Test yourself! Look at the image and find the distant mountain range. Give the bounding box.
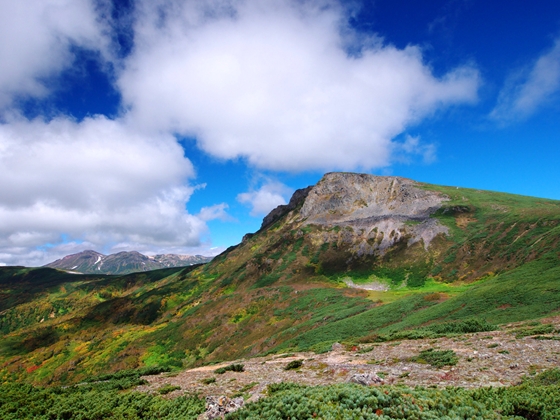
[44,250,213,275]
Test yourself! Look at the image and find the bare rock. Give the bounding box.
[349,372,383,386]
[261,186,313,230]
[298,173,449,254]
[331,342,344,351]
[300,173,447,224]
[201,396,244,419]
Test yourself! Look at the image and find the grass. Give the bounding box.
[409,349,459,368]
[271,252,559,351]
[365,276,486,304]
[1,181,560,386]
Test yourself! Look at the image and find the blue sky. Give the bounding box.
[0,0,559,266]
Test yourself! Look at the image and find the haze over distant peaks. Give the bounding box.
[44,250,213,275]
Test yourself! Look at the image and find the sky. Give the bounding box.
[0,0,559,267]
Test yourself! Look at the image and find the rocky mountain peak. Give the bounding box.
[258,172,451,257]
[260,186,313,230]
[44,250,213,275]
[300,172,447,225]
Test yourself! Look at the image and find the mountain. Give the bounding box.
[44,250,213,275]
[1,172,559,385]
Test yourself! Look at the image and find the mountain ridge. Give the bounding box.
[1,171,559,386]
[44,250,213,275]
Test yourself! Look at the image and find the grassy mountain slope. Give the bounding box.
[1,173,559,385]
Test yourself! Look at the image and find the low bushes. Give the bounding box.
[228,370,560,419]
[409,348,458,368]
[214,364,244,374]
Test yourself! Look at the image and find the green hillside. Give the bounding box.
[1,174,559,386]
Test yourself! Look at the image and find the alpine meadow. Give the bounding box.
[2,173,560,418]
[2,0,560,418]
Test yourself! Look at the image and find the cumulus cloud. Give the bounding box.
[0,0,109,109]
[237,181,293,216]
[119,0,479,172]
[491,37,560,122]
[0,115,223,266]
[0,0,482,266]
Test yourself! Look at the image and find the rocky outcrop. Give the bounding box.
[294,172,449,255]
[260,186,313,230]
[349,372,384,386]
[300,173,446,224]
[201,396,244,419]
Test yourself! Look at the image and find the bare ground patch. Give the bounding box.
[137,316,560,403]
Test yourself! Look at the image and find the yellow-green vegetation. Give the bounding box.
[365,276,486,304]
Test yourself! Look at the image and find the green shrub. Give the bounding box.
[0,381,205,419]
[158,384,180,395]
[284,360,303,370]
[229,364,245,372]
[228,383,498,419]
[215,363,245,374]
[524,368,560,386]
[426,318,496,335]
[267,382,303,394]
[410,348,458,368]
[229,373,560,420]
[309,341,334,354]
[512,323,556,338]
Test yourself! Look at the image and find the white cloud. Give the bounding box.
[0,115,213,266]
[393,135,436,164]
[237,181,292,216]
[197,203,232,222]
[119,0,479,172]
[491,37,560,122]
[0,0,482,266]
[0,0,109,109]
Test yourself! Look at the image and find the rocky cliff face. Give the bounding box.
[300,173,446,223]
[294,172,449,256]
[260,186,313,230]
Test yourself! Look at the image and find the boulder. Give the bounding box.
[201,396,244,419]
[349,372,384,386]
